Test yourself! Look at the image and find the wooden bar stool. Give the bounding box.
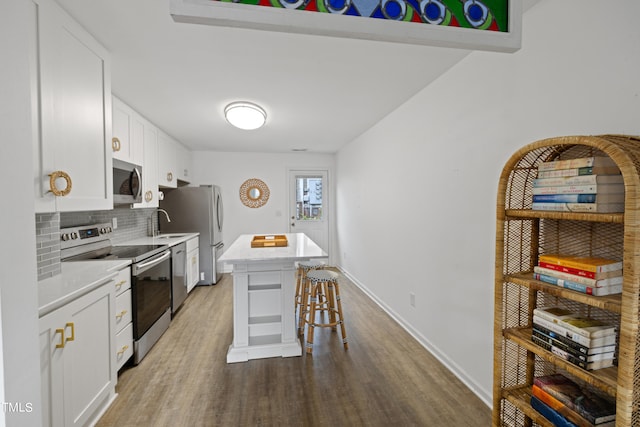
[301,269,348,354]
[295,260,325,323]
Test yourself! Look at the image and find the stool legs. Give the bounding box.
[304,278,348,354]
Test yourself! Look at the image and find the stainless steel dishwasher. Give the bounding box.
[171,242,188,315]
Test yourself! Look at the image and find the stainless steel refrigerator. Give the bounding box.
[159,185,224,285]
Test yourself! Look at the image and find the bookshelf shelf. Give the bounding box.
[502,386,554,427]
[505,209,624,224]
[504,327,618,395]
[493,135,640,427]
[506,272,623,313]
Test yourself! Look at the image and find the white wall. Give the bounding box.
[0,0,43,424]
[190,151,336,264]
[335,0,640,406]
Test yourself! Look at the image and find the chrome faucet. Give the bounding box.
[158,208,171,223]
[150,209,171,237]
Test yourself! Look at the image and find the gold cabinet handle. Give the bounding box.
[167,172,173,182]
[115,310,128,320]
[48,171,72,197]
[112,137,121,152]
[117,345,129,356]
[65,322,75,343]
[55,328,65,349]
[145,190,153,202]
[115,279,127,291]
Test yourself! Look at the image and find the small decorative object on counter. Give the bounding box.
[251,235,288,247]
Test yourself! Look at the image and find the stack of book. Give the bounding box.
[531,373,616,427]
[533,254,623,296]
[532,306,616,371]
[532,156,624,213]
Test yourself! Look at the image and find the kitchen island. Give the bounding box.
[219,233,327,363]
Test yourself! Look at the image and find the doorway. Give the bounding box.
[288,169,329,256]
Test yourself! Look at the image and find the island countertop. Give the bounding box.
[219,233,326,264]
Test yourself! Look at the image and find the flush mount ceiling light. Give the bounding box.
[224,102,267,130]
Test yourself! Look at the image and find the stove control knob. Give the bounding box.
[107,226,112,233]
[61,233,69,241]
[100,227,106,234]
[71,232,78,240]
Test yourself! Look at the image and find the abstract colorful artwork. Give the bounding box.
[217,0,509,32]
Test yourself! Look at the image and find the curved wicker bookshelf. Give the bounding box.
[493,135,640,427]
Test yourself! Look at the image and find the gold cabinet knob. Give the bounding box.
[145,190,153,202]
[167,172,173,182]
[117,345,129,356]
[112,137,121,152]
[48,171,72,197]
[115,279,127,291]
[115,310,128,320]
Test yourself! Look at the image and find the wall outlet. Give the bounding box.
[409,292,416,307]
[112,218,117,229]
[200,272,205,281]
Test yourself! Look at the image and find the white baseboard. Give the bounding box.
[337,265,492,409]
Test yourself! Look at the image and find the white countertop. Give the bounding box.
[117,232,199,247]
[37,233,198,317]
[219,233,327,263]
[38,259,131,317]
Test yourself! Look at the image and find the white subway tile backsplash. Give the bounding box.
[36,207,158,280]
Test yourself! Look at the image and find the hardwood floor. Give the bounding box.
[97,271,491,427]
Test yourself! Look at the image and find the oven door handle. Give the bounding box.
[135,250,171,274]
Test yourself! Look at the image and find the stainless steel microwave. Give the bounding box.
[113,159,142,204]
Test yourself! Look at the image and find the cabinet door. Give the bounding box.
[134,117,159,208]
[111,97,133,164]
[176,142,191,183]
[157,131,177,188]
[187,247,200,293]
[63,284,115,427]
[34,0,113,212]
[112,96,144,166]
[40,306,68,427]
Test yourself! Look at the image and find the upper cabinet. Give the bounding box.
[134,116,160,208]
[112,96,144,167]
[176,142,192,183]
[158,131,191,188]
[157,131,178,188]
[32,0,113,213]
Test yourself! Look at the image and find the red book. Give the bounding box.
[538,261,622,280]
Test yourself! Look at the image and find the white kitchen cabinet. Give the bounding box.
[186,237,200,293]
[113,267,133,370]
[134,116,160,208]
[158,130,192,187]
[112,96,144,167]
[176,142,192,183]
[39,279,116,427]
[32,0,113,213]
[157,130,177,188]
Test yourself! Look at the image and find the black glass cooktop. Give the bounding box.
[66,244,168,263]
[106,245,167,260]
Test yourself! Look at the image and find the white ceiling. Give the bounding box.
[54,0,529,153]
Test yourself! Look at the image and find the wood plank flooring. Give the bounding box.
[97,271,491,427]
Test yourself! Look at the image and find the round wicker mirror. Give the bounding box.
[240,178,270,208]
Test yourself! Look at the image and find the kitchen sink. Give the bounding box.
[155,233,190,239]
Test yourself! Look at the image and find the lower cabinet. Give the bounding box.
[113,267,133,370]
[39,280,116,427]
[186,237,200,293]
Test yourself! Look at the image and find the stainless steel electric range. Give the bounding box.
[60,223,172,364]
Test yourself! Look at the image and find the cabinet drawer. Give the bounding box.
[186,236,199,253]
[115,322,133,371]
[113,267,131,296]
[115,289,132,332]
